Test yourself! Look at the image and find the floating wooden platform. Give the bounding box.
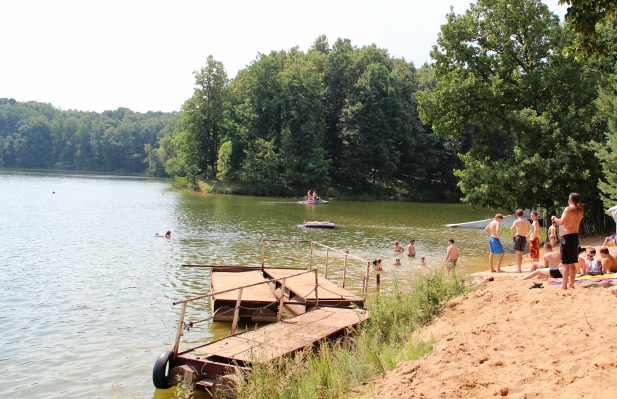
[171,308,369,396]
[210,270,278,322]
[264,269,364,315]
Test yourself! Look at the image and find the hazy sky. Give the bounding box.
[1,0,567,113]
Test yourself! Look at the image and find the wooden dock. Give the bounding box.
[210,270,278,322]
[157,239,375,396]
[264,268,364,315]
[169,308,369,396]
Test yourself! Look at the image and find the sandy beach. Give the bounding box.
[363,236,617,398]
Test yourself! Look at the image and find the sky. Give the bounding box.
[0,0,568,113]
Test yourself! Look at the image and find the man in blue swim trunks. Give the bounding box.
[484,214,505,273]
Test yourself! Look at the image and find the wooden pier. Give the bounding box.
[264,268,363,315]
[165,308,369,397]
[210,270,278,322]
[155,239,375,397]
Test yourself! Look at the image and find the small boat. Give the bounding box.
[303,221,335,229]
[298,200,329,204]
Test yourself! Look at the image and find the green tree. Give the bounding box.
[182,55,229,177]
[417,0,605,213]
[241,138,285,195]
[560,0,617,55]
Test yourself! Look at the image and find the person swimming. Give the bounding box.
[156,231,171,238]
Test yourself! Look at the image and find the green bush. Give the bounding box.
[235,270,471,399]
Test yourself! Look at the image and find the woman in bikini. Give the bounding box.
[548,221,559,248]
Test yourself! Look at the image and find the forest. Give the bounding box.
[3,0,617,227]
[0,98,176,173]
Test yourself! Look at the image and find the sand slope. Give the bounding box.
[365,239,617,398]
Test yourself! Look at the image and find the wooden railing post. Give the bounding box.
[314,269,319,309]
[173,302,187,358]
[261,239,266,270]
[325,248,329,278]
[363,261,370,300]
[342,250,349,288]
[309,241,314,270]
[231,288,243,335]
[277,278,286,322]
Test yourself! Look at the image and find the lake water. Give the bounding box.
[0,170,513,398]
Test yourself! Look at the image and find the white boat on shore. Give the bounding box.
[447,210,536,229]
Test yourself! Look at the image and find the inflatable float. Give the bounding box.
[303,221,335,229]
[298,200,329,204]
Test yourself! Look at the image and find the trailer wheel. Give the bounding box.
[152,350,174,389]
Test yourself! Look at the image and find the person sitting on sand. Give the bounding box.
[529,242,561,272]
[393,258,401,266]
[602,233,617,247]
[522,246,585,280]
[585,248,602,276]
[407,240,416,257]
[156,231,171,238]
[520,264,566,280]
[599,247,617,274]
[372,258,383,271]
[393,241,405,253]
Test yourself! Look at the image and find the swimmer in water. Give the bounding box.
[156,231,172,238]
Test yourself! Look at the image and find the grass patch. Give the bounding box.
[234,269,471,399]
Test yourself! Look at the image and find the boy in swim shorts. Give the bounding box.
[484,214,505,273]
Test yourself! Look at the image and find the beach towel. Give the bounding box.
[548,273,617,286]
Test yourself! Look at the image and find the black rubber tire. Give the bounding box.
[152,350,174,389]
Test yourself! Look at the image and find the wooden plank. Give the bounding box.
[211,271,276,302]
[194,308,369,362]
[264,269,362,301]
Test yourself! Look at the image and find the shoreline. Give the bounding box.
[364,234,617,398]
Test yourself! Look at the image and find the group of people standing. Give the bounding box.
[484,192,586,290]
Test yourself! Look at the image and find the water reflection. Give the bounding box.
[0,170,512,399]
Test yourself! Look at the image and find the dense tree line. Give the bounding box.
[0,98,176,173]
[148,47,470,198]
[416,0,617,229]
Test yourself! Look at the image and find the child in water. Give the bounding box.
[156,231,172,238]
[372,258,383,271]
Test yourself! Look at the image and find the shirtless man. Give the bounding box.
[529,242,561,272]
[407,240,416,257]
[445,239,459,273]
[552,193,585,290]
[484,214,505,273]
[510,209,532,273]
[599,247,617,273]
[393,241,405,253]
[529,211,540,263]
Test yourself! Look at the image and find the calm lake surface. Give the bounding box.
[0,170,514,398]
